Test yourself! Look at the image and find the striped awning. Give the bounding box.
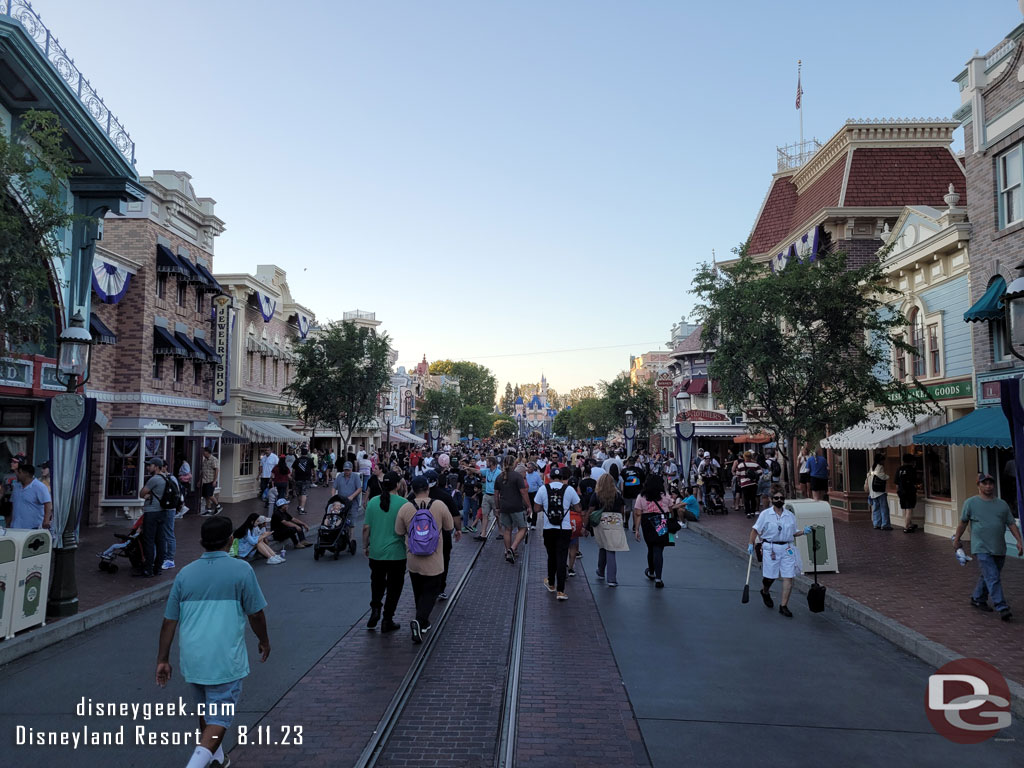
[821,411,943,451]
[240,420,306,443]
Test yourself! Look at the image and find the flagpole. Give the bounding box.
[798,59,803,147]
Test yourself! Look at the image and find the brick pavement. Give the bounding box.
[230,524,479,768]
[516,531,650,768]
[693,502,1024,687]
[376,537,520,768]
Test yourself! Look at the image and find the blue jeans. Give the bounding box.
[972,553,1008,611]
[162,510,176,561]
[463,495,479,526]
[597,549,618,583]
[870,495,890,528]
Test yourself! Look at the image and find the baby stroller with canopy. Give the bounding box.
[703,476,726,515]
[314,494,357,560]
[98,516,145,574]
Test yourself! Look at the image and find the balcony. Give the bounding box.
[1,0,135,165]
[343,310,376,322]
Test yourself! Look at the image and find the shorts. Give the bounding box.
[809,476,828,492]
[761,543,800,579]
[799,472,810,484]
[481,494,496,518]
[202,482,216,498]
[361,474,370,492]
[296,480,311,497]
[189,678,243,728]
[500,510,528,530]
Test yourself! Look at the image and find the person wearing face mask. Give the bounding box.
[747,484,812,618]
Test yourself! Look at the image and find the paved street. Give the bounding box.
[2,508,1021,767]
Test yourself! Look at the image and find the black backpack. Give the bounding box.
[158,474,181,511]
[546,485,567,526]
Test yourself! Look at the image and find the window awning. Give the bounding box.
[193,336,222,364]
[734,433,773,444]
[912,408,1011,448]
[240,420,306,443]
[90,312,116,345]
[220,429,249,445]
[175,332,207,361]
[686,377,707,394]
[820,411,944,451]
[695,424,746,437]
[156,244,189,278]
[154,326,187,356]
[964,277,1006,323]
[193,261,223,293]
[391,428,426,445]
[175,254,210,286]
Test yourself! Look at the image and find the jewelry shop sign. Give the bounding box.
[213,295,231,406]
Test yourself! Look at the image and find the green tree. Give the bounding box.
[691,249,929,485]
[600,373,659,436]
[565,386,596,408]
[457,404,496,437]
[491,419,516,438]
[420,386,463,436]
[429,359,498,409]
[572,397,616,439]
[501,382,515,415]
[285,321,392,457]
[0,110,80,354]
[552,409,573,437]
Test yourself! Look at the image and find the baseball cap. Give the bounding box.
[550,466,563,479]
[146,456,165,467]
[978,472,996,484]
[424,470,439,487]
[275,497,290,507]
[343,461,353,470]
[411,475,430,492]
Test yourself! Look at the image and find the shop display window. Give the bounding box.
[924,444,952,500]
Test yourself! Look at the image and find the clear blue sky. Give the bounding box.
[41,0,1020,398]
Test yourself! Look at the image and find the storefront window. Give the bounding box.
[924,445,952,500]
[106,437,140,499]
[831,450,846,492]
[0,434,30,465]
[848,451,868,495]
[204,437,220,455]
[239,443,254,476]
[145,437,165,462]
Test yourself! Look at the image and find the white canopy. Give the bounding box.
[819,411,943,451]
[240,420,306,443]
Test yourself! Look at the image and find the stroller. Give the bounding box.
[98,516,145,574]
[703,478,726,516]
[314,494,358,560]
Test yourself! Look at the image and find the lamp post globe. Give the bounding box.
[625,409,634,429]
[57,310,93,391]
[1006,262,1024,361]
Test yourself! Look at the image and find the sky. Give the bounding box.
[36,0,1023,398]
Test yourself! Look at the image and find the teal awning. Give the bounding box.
[964,277,1005,322]
[912,408,1011,448]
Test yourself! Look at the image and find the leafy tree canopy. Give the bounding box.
[691,249,930,453]
[600,373,659,436]
[457,404,496,437]
[420,386,463,436]
[491,419,516,438]
[428,359,498,409]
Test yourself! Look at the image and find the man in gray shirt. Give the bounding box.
[333,461,362,525]
[139,457,174,577]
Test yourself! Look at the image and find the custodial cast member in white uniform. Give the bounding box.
[748,484,812,618]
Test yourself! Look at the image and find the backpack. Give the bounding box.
[407,500,441,556]
[745,463,760,483]
[546,485,567,526]
[157,474,181,511]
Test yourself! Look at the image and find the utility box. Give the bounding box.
[5,529,51,637]
[786,499,839,574]
[0,537,16,640]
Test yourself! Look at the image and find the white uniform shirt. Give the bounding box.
[260,453,279,479]
[752,506,798,545]
[534,482,580,531]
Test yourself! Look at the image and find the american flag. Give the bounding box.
[795,70,802,110]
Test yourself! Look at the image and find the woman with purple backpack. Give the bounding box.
[395,475,455,644]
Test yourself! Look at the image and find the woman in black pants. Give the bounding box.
[633,474,673,588]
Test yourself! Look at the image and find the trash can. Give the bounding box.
[5,529,52,637]
[0,536,16,640]
[786,499,839,573]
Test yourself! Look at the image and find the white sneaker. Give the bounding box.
[267,555,284,565]
[680,522,687,529]
[161,560,175,570]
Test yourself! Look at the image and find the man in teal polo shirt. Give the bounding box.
[157,516,270,768]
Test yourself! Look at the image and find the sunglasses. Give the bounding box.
[771,496,784,501]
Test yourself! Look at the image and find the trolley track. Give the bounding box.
[355,522,532,768]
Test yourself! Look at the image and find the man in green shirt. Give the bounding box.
[362,471,405,632]
[953,473,1024,622]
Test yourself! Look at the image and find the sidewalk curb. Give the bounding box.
[689,521,1024,720]
[0,581,172,669]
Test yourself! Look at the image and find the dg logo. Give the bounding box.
[926,658,1012,743]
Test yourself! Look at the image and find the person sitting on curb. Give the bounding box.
[234,513,285,564]
[270,497,310,549]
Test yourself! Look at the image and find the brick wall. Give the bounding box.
[238,303,299,398]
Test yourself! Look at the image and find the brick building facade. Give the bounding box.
[86,171,225,523]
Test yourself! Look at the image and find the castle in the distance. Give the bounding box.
[514,374,557,438]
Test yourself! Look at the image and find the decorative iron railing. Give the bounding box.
[343,310,376,322]
[1,0,135,165]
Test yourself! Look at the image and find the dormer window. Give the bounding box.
[998,143,1023,229]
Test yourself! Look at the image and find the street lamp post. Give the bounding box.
[410,406,418,436]
[404,390,414,429]
[624,408,636,458]
[429,414,440,454]
[383,402,394,454]
[48,310,96,618]
[468,423,473,444]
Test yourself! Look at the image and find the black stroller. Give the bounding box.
[98,516,145,574]
[314,494,358,560]
[703,478,727,515]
